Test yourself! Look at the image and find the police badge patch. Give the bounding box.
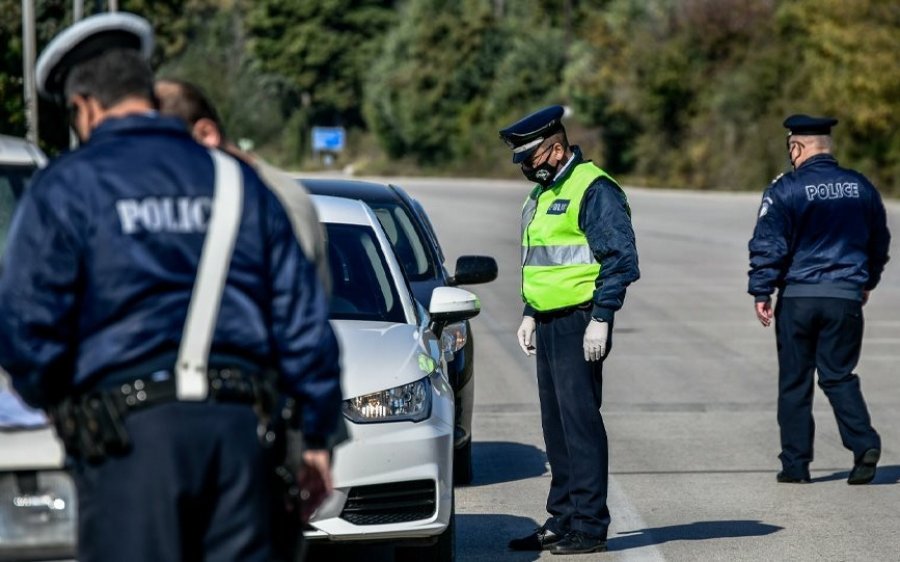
[547,199,570,215]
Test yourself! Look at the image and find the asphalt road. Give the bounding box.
[375,176,900,562]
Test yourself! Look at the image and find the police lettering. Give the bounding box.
[116,197,212,234]
[804,182,859,201]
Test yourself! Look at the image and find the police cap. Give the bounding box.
[783,114,838,136]
[499,105,565,163]
[35,12,154,101]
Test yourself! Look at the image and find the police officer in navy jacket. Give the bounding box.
[748,114,890,485]
[0,13,340,561]
[502,106,639,555]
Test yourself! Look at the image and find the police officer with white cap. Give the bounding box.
[501,106,639,554]
[749,114,890,485]
[0,12,341,561]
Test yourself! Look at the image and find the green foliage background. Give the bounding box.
[2,0,898,193]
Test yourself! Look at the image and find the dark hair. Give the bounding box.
[546,129,570,152]
[63,48,154,108]
[155,78,225,134]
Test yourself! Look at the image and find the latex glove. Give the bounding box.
[755,298,773,327]
[517,316,536,356]
[583,319,609,362]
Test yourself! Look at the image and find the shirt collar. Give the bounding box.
[798,153,837,169]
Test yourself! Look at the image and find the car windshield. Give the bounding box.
[369,202,435,281]
[326,222,406,323]
[0,165,34,259]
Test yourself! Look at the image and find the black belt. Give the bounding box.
[103,366,270,412]
[534,301,592,320]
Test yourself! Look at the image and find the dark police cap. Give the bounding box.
[783,114,838,136]
[499,105,565,163]
[35,12,154,101]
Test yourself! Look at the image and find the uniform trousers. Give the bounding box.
[535,306,610,539]
[71,401,272,562]
[775,297,881,478]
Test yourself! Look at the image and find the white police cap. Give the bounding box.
[35,12,154,100]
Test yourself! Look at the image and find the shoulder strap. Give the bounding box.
[175,150,244,401]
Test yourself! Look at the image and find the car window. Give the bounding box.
[326,222,406,323]
[370,203,435,281]
[0,165,34,259]
[409,198,445,265]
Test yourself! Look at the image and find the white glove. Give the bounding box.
[517,316,536,356]
[583,319,609,362]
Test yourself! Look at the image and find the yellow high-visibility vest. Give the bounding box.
[521,161,619,312]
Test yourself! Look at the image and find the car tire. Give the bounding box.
[395,490,455,562]
[453,438,473,486]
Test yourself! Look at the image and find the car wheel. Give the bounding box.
[395,490,455,562]
[453,438,473,486]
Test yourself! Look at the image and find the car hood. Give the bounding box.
[332,320,434,399]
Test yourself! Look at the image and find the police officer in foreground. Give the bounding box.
[501,106,639,554]
[0,13,341,561]
[749,114,890,485]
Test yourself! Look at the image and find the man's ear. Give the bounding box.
[192,117,222,148]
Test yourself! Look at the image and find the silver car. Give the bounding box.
[305,195,481,561]
[0,135,76,561]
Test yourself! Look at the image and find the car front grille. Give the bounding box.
[340,479,436,525]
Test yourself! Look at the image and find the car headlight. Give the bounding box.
[343,376,432,423]
[0,471,76,559]
[440,321,467,359]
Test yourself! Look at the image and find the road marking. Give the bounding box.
[608,477,667,561]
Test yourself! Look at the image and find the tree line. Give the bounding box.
[2,0,898,192]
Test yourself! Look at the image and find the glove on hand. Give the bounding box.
[517,316,536,356]
[583,319,609,362]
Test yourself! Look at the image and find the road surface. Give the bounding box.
[385,176,900,562]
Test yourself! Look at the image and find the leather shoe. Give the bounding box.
[776,471,810,483]
[508,525,564,551]
[847,448,880,485]
[550,530,608,555]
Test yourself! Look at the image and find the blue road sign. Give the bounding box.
[311,127,346,152]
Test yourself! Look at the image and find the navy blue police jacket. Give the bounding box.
[748,154,890,302]
[523,147,640,323]
[0,114,341,445]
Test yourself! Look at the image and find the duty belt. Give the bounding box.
[110,367,268,412]
[51,366,276,464]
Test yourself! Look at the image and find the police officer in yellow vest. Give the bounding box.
[502,106,639,555]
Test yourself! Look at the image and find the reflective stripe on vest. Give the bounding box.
[521,161,616,312]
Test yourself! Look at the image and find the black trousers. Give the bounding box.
[775,297,880,478]
[535,307,610,539]
[71,401,273,562]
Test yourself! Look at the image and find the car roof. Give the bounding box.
[299,178,401,205]
[311,193,379,226]
[0,134,47,167]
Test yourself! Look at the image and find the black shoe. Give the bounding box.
[508,525,564,551]
[848,448,880,485]
[776,471,811,483]
[550,530,608,555]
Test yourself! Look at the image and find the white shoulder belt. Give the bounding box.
[175,150,244,400]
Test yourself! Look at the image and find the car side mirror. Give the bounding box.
[449,255,497,286]
[429,287,481,328]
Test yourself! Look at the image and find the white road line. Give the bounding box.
[608,476,667,561]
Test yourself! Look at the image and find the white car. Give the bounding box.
[306,195,480,561]
[0,135,76,561]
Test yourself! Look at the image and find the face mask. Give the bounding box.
[521,161,558,187]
